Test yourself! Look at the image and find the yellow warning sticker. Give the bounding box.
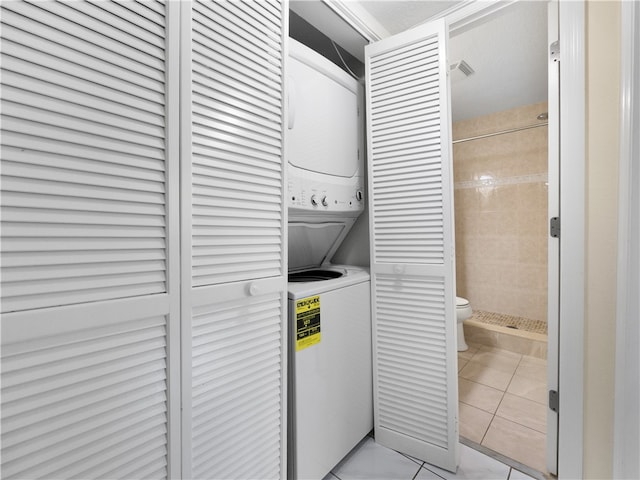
[295,295,321,351]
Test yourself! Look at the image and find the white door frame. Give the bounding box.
[613,0,640,477]
[546,1,560,474]
[445,4,587,477]
[556,2,586,478]
[444,4,586,477]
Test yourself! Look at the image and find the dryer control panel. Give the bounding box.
[288,175,364,216]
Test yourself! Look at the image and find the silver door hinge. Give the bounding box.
[550,217,560,238]
[549,390,559,412]
[550,40,560,62]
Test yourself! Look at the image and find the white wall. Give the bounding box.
[583,1,621,477]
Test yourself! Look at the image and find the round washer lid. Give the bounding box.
[456,296,470,307]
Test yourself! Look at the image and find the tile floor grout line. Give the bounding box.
[418,462,448,480]
[492,411,548,436]
[478,353,518,446]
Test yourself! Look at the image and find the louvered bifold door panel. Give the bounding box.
[0,0,170,313]
[190,0,285,287]
[191,293,284,480]
[365,19,459,472]
[183,1,287,479]
[1,311,171,480]
[1,2,180,479]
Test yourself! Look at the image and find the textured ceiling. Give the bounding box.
[356,1,548,121]
[357,1,459,35]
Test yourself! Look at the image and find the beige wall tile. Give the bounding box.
[453,102,548,323]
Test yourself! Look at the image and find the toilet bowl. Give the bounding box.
[456,296,472,352]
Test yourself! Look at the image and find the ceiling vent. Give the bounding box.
[449,60,475,82]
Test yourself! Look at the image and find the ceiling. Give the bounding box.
[357,1,460,35]
[290,1,548,123]
[356,1,549,122]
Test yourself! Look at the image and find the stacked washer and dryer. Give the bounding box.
[286,39,373,480]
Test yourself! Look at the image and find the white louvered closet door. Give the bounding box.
[181,1,287,479]
[0,1,180,479]
[365,19,459,472]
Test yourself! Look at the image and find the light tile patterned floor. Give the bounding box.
[319,342,548,480]
[458,343,548,475]
[323,436,536,480]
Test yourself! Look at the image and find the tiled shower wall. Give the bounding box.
[453,102,548,322]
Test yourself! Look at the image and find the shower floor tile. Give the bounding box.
[470,310,548,335]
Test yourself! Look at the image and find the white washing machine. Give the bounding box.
[287,265,372,480]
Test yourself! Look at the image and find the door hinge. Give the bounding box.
[549,390,559,412]
[550,40,560,63]
[550,217,560,238]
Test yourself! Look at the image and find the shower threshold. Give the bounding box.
[463,310,547,358]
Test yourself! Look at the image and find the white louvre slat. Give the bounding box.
[192,123,280,155]
[194,4,281,74]
[253,0,281,26]
[2,237,165,253]
[3,117,164,159]
[0,315,169,480]
[140,0,166,17]
[371,81,446,269]
[1,133,165,173]
[2,86,164,139]
[0,1,169,313]
[1,189,165,213]
[4,1,165,66]
[192,143,281,175]
[2,162,165,194]
[0,26,163,93]
[193,107,281,144]
[366,19,459,472]
[2,259,166,283]
[191,26,281,93]
[192,99,281,138]
[192,191,281,211]
[192,75,281,123]
[191,293,283,480]
[0,63,165,118]
[375,275,448,447]
[87,1,166,39]
[1,249,165,268]
[0,18,164,85]
[118,1,165,27]
[369,42,438,72]
[190,0,284,287]
[213,1,281,45]
[1,40,163,104]
[193,113,281,149]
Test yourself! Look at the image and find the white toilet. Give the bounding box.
[456,296,473,351]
